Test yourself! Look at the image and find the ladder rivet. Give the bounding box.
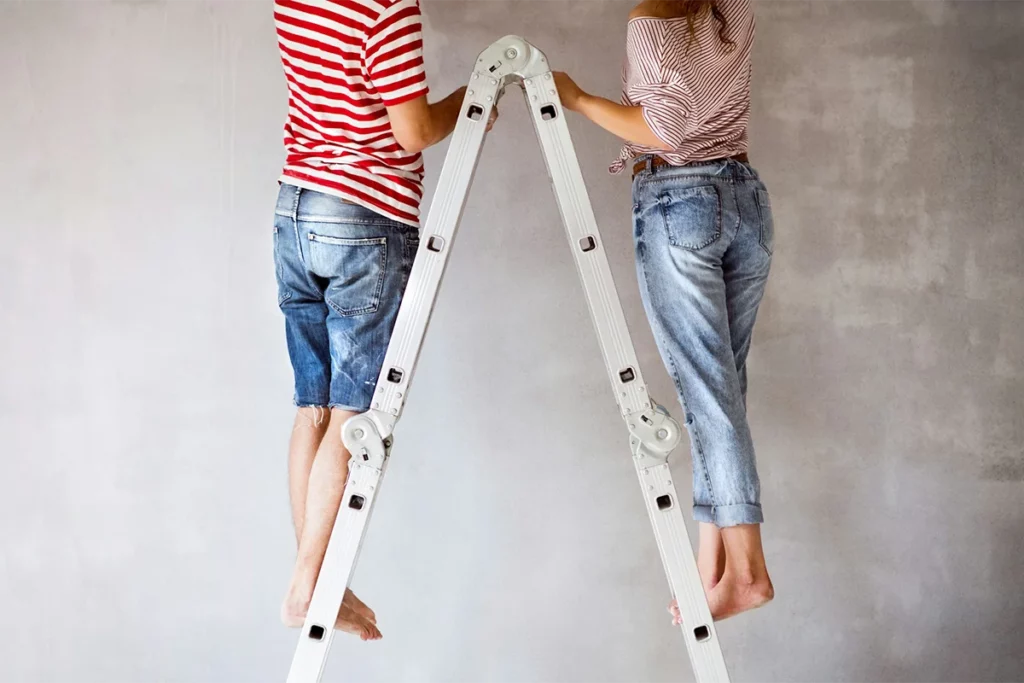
[472,74,478,79]
[505,48,518,59]
[545,73,552,80]
[657,429,668,439]
[629,423,635,429]
[353,429,365,439]
[396,392,403,398]
[373,402,379,408]
[490,79,497,85]
[532,96,537,102]
[487,96,493,101]
[549,89,555,95]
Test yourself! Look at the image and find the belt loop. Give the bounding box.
[290,185,302,223]
[646,155,654,175]
[290,186,304,264]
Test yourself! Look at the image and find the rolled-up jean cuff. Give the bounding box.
[693,503,763,527]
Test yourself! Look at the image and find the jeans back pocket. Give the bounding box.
[307,232,387,317]
[658,185,722,251]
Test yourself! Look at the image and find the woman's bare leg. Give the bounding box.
[697,522,726,591]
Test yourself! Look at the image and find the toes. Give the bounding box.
[667,599,683,626]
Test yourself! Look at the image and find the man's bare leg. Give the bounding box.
[669,523,772,624]
[285,408,375,622]
[282,407,380,639]
[288,407,329,539]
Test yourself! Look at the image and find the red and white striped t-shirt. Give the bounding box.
[274,0,430,226]
[611,0,754,173]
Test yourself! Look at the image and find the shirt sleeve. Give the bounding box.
[626,81,693,151]
[365,0,429,106]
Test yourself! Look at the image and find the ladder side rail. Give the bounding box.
[518,72,650,419]
[371,77,502,428]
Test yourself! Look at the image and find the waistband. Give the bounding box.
[630,152,753,178]
[275,183,401,225]
[631,153,758,181]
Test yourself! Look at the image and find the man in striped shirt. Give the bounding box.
[273,0,489,639]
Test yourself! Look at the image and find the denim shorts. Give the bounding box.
[632,157,773,527]
[273,184,418,412]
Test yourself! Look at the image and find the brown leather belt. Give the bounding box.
[632,152,749,177]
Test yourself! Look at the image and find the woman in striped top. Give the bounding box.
[555,0,775,622]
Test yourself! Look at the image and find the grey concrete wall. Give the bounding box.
[1,1,1022,681]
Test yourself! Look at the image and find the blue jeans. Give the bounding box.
[632,157,773,527]
[273,184,418,412]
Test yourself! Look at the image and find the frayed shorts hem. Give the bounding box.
[293,400,368,413]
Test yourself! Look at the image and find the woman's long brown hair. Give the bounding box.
[677,0,734,50]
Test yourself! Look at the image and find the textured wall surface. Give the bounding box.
[1,1,1022,681]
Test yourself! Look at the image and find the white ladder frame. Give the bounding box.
[286,35,730,683]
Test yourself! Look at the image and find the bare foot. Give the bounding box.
[342,589,376,623]
[668,572,773,625]
[336,604,382,641]
[706,571,773,621]
[667,522,729,625]
[281,588,380,639]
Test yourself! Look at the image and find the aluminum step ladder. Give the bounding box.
[286,35,730,683]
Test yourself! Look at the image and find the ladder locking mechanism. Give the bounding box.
[341,413,389,472]
[627,404,682,469]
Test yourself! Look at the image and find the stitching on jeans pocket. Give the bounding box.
[755,188,774,256]
[307,233,387,317]
[658,185,722,251]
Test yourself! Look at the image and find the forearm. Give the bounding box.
[424,86,467,148]
[575,93,664,148]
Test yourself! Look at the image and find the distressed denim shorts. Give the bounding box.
[273,184,418,412]
[632,157,773,527]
